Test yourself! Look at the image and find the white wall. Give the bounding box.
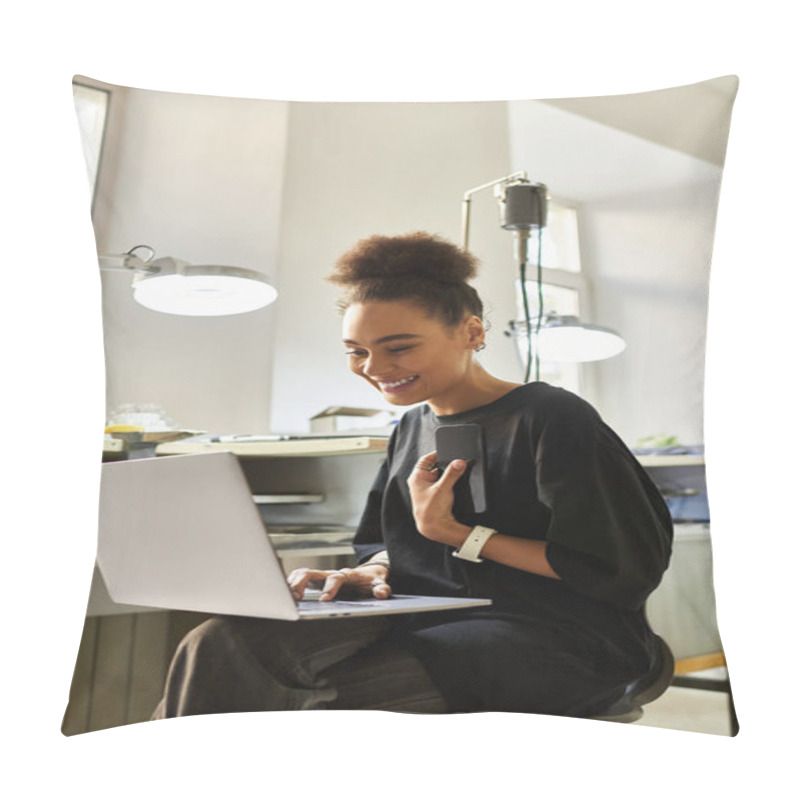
[582,178,721,443]
[91,83,289,432]
[269,100,520,432]
[508,99,727,444]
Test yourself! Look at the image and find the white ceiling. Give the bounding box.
[507,77,735,205]
[540,75,738,168]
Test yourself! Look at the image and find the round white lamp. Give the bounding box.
[99,247,278,316]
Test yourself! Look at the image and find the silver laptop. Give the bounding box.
[97,451,491,620]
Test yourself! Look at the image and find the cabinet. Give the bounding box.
[638,454,735,732]
[638,454,726,669]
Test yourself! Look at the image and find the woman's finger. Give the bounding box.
[371,578,392,599]
[436,458,467,489]
[414,451,439,473]
[290,566,392,602]
[319,569,350,601]
[409,451,440,487]
[286,567,312,599]
[287,568,340,599]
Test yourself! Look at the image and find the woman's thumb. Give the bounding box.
[440,459,468,484]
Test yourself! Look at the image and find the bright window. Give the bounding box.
[72,82,110,207]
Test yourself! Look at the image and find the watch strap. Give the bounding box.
[453,525,497,563]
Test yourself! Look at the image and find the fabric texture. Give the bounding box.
[151,614,448,718]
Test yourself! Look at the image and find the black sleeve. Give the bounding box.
[352,457,390,565]
[534,395,674,610]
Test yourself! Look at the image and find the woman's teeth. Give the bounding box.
[381,375,419,389]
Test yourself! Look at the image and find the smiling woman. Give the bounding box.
[331,232,521,416]
[341,303,499,413]
[151,231,675,722]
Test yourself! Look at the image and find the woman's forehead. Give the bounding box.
[342,300,440,339]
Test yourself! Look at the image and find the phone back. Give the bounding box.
[434,423,487,514]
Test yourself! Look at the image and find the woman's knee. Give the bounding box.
[174,616,251,665]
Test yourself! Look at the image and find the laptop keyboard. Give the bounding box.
[298,598,386,609]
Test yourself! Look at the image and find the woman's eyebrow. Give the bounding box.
[342,334,423,346]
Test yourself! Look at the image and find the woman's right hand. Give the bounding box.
[287,563,392,602]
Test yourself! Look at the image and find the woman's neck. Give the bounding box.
[426,365,522,417]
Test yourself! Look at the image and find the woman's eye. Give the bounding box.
[345,345,414,357]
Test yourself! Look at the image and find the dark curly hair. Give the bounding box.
[327,232,484,326]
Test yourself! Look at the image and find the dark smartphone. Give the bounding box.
[434,423,487,514]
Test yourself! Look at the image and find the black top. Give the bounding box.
[353,382,674,714]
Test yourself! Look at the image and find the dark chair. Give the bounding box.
[590,636,675,723]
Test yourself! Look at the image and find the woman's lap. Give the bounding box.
[153,610,641,719]
[396,613,646,716]
[152,614,447,718]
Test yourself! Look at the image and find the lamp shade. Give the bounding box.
[131,259,278,316]
[509,316,626,363]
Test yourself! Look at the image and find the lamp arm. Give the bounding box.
[460,171,528,251]
[98,244,160,274]
[126,244,156,263]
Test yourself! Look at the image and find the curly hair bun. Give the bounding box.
[329,231,478,287]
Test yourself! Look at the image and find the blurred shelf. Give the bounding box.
[103,438,125,453]
[155,437,389,458]
[272,544,355,558]
[636,454,705,468]
[253,493,325,504]
[268,529,355,558]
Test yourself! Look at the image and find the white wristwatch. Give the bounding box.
[452,525,497,563]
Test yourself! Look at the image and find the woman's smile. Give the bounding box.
[375,374,420,393]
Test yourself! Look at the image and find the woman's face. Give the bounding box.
[342,300,483,412]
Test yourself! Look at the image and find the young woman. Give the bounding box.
[152,232,673,720]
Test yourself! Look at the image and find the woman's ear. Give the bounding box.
[463,315,486,350]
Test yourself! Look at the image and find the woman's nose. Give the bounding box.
[364,352,390,377]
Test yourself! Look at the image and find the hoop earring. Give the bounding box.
[475,342,486,352]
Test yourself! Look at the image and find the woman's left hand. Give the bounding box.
[407,451,471,546]
[408,451,560,581]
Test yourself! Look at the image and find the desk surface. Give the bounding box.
[104,435,390,459]
[157,436,390,457]
[106,435,705,466]
[636,454,705,468]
